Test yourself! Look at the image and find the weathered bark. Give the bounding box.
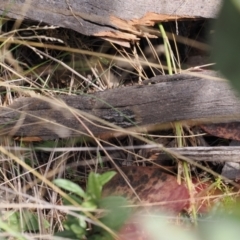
[148,146,240,163]
[1,72,240,140]
[0,0,222,41]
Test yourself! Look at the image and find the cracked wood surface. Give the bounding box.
[1,72,240,140]
[0,0,222,41]
[147,146,240,163]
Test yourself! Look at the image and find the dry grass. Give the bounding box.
[0,17,236,239]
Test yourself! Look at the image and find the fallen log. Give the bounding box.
[1,72,240,140]
[0,0,222,42]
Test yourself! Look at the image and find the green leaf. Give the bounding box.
[98,196,131,231]
[88,233,112,240]
[212,0,240,93]
[0,217,27,240]
[63,214,87,230]
[22,211,40,231]
[2,211,19,232]
[53,178,86,198]
[82,200,97,210]
[60,214,87,239]
[87,172,102,200]
[86,171,116,200]
[54,229,79,239]
[232,0,240,10]
[63,194,83,206]
[22,210,50,231]
[98,171,116,186]
[70,223,86,238]
[2,210,50,232]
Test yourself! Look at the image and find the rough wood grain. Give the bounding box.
[150,146,240,163]
[1,72,240,140]
[0,0,222,41]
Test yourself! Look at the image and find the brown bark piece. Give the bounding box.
[0,0,222,41]
[200,122,240,141]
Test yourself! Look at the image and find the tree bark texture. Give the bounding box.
[1,72,240,140]
[0,0,222,41]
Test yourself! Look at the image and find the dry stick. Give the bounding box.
[160,146,240,189]
[165,146,240,162]
[4,145,240,163]
[133,146,240,164]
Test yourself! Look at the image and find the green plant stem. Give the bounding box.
[159,24,172,75]
[175,122,198,225]
[0,219,27,240]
